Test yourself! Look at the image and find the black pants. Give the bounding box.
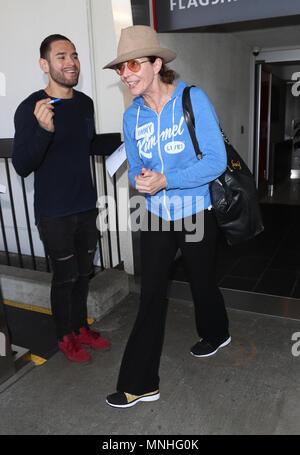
[38,209,98,340]
[117,210,229,395]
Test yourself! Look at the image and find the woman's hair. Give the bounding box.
[148,56,175,84]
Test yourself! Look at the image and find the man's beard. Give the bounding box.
[49,65,79,88]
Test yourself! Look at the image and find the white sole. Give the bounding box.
[106,392,160,408]
[191,336,231,358]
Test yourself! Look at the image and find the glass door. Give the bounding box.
[254,63,272,193]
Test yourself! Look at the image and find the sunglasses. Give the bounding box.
[114,59,150,76]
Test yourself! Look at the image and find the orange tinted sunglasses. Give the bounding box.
[114,59,150,76]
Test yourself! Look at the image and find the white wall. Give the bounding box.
[159,32,253,164]
[0,0,135,274]
[0,0,94,258]
[88,0,134,273]
[0,1,254,274]
[0,0,94,138]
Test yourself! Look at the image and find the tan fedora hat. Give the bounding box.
[103,25,176,69]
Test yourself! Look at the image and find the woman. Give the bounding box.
[103,25,230,408]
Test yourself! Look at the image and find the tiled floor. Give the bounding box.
[171,202,300,299]
[260,177,300,206]
[2,293,300,435]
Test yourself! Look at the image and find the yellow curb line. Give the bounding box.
[3,300,95,324]
[25,353,48,366]
[4,299,52,315]
[3,300,95,365]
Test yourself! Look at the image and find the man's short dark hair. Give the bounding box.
[40,34,73,61]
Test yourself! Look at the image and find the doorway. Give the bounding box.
[255,60,300,205]
[171,57,300,303]
[213,58,300,300]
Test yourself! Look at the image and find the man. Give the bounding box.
[13,34,110,363]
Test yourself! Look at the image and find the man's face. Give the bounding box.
[46,40,80,88]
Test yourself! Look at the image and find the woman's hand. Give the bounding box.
[135,167,167,195]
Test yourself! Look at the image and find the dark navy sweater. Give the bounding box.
[12,89,97,224]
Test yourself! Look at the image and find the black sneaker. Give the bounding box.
[106,390,160,408]
[190,336,231,358]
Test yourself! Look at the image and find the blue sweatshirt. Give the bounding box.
[12,89,97,224]
[124,80,227,220]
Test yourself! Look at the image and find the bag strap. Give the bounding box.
[182,86,231,153]
[182,86,203,160]
[220,128,231,145]
[183,86,231,196]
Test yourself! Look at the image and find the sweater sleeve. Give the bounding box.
[12,102,54,178]
[123,115,144,189]
[165,87,227,189]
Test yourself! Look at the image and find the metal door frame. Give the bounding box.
[254,63,273,188]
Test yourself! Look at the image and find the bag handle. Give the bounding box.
[182,85,231,199]
[182,86,203,160]
[182,86,231,153]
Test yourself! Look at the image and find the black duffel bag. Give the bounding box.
[182,86,264,245]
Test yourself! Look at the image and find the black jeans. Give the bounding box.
[38,209,98,340]
[117,210,229,395]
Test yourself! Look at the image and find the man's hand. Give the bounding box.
[135,167,167,195]
[34,99,55,132]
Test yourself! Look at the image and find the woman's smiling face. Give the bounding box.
[120,57,162,97]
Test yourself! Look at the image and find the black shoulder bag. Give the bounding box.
[182,86,264,246]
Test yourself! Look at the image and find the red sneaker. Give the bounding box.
[58,334,91,364]
[75,326,111,350]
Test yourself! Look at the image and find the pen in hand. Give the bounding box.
[34,98,57,132]
[46,98,61,105]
